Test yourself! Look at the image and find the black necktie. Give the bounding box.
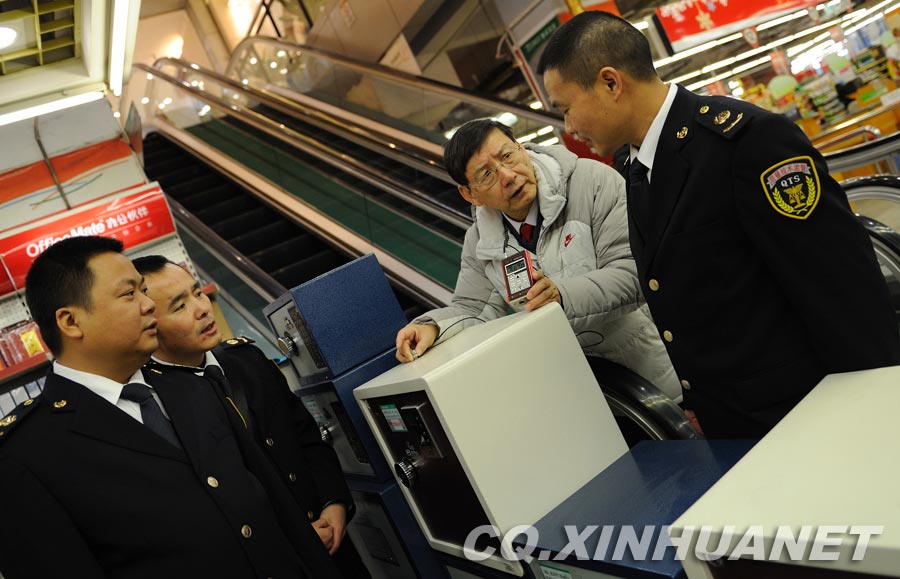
[205,365,252,431]
[120,383,182,448]
[629,160,652,234]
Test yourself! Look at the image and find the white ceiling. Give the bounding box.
[0,0,142,116]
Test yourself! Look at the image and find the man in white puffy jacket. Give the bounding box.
[395,119,682,402]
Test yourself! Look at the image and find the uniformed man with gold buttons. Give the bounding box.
[538,11,900,438]
[0,237,343,578]
[133,255,369,578]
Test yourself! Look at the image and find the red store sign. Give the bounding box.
[0,184,176,296]
[657,0,819,47]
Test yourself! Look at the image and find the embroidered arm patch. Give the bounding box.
[760,156,820,219]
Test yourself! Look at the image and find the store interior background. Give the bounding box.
[3,0,900,139]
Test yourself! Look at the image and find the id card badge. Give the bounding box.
[501,250,535,306]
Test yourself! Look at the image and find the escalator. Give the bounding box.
[138,63,704,443]
[218,103,468,242]
[136,38,900,445]
[143,131,430,322]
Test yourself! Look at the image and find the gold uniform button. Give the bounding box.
[265,437,275,447]
[288,472,297,482]
[0,415,16,427]
[648,279,660,292]
[54,400,67,408]
[241,524,252,538]
[700,105,710,114]
[663,330,674,342]
[681,380,691,390]
[207,476,219,488]
[23,399,33,406]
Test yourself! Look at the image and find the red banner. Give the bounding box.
[0,139,135,206]
[0,184,176,296]
[707,80,729,95]
[770,50,790,75]
[657,0,818,45]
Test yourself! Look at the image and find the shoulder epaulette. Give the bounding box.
[694,99,753,139]
[0,397,40,442]
[221,336,255,349]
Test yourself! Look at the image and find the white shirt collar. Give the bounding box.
[53,361,147,406]
[630,83,679,179]
[502,200,540,231]
[150,351,222,375]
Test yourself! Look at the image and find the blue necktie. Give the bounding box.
[120,383,182,449]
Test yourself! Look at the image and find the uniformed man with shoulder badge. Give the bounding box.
[0,236,343,579]
[538,11,900,438]
[133,255,370,578]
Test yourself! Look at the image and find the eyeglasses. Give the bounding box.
[468,144,522,191]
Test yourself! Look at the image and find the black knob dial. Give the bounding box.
[277,334,298,357]
[394,458,416,488]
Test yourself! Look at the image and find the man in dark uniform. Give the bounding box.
[538,11,900,438]
[0,236,342,578]
[133,255,370,578]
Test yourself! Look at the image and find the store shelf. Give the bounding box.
[41,37,75,52]
[36,0,74,15]
[0,0,79,76]
[0,48,40,64]
[40,17,74,33]
[856,57,887,73]
[0,9,34,22]
[0,355,50,384]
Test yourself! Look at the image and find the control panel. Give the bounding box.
[267,300,330,386]
[365,391,492,549]
[300,391,373,477]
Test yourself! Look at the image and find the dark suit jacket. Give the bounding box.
[212,340,370,578]
[0,370,342,579]
[145,363,346,579]
[213,340,352,522]
[626,86,900,438]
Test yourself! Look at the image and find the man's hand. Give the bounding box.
[395,323,438,363]
[524,270,561,311]
[311,518,334,552]
[318,503,348,555]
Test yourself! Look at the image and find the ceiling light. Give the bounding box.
[0,26,19,50]
[108,0,131,96]
[494,112,518,126]
[0,91,106,128]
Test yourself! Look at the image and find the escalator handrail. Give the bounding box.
[135,63,473,232]
[841,174,900,199]
[822,130,900,173]
[228,36,564,129]
[168,197,287,301]
[151,57,449,179]
[813,125,881,152]
[857,213,900,258]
